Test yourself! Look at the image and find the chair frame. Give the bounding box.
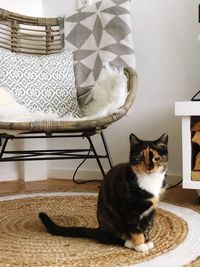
[0,132,112,177]
[0,8,137,178]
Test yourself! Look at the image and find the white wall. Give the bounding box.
[42,0,75,17]
[131,0,200,177]
[0,0,200,181]
[0,0,43,16]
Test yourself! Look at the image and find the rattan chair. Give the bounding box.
[0,8,137,177]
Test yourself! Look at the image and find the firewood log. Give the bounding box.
[192,132,200,146]
[194,152,200,170]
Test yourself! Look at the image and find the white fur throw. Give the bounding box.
[0,65,128,122]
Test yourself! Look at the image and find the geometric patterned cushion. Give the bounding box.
[0,49,82,118]
[65,0,135,90]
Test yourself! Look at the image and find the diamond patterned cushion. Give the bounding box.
[0,49,82,118]
[65,0,135,90]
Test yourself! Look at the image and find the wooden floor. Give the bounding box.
[0,179,100,195]
[0,178,199,207]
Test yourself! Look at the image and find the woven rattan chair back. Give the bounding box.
[0,8,137,179]
[0,8,64,55]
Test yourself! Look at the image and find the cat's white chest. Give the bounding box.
[136,172,165,197]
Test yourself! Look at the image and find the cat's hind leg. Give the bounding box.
[124,233,154,252]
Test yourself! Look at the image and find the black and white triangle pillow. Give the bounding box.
[65,0,135,90]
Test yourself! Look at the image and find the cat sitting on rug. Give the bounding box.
[39,133,168,252]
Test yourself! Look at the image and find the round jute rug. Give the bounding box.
[0,193,188,267]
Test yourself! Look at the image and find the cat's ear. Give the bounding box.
[129,133,141,146]
[156,133,168,145]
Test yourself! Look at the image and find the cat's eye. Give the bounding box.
[154,156,161,161]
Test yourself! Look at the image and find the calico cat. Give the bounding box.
[39,133,168,252]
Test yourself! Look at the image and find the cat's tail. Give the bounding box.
[39,212,124,246]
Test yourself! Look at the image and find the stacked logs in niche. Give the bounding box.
[191,121,200,181]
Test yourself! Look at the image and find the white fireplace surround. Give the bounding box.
[175,101,200,196]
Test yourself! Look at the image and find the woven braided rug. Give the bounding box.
[0,192,199,267]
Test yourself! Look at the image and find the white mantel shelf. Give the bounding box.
[175,101,200,116]
[175,101,200,192]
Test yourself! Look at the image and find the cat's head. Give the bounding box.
[129,133,168,175]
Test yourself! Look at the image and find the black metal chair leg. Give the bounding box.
[0,138,9,159]
[100,131,113,169]
[0,133,113,181]
[86,135,106,177]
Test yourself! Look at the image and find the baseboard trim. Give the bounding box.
[48,169,105,181]
[48,169,182,184]
[166,172,182,186]
[0,169,182,183]
[0,177,18,182]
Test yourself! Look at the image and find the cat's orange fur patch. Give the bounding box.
[131,164,144,174]
[143,146,150,167]
[131,163,160,175]
[131,233,145,246]
[131,147,165,175]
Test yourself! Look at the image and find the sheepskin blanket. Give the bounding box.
[0,65,128,122]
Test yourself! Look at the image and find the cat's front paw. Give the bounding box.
[146,241,154,249]
[125,240,154,252]
[134,243,150,252]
